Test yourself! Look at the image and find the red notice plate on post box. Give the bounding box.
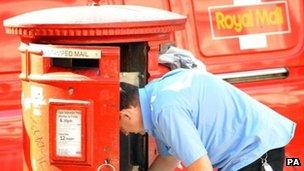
[49,99,89,163]
[56,109,82,157]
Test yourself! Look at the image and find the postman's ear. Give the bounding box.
[120,109,132,120]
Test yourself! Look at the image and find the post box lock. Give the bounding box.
[68,87,74,96]
[97,159,116,171]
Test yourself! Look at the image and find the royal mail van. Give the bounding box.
[0,0,303,170]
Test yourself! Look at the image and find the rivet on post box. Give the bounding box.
[4,5,186,171]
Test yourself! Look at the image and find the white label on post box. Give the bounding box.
[43,47,101,59]
[56,109,82,157]
[31,86,43,104]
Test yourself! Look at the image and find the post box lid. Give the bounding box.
[3,5,186,37]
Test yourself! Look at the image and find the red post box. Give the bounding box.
[4,4,186,171]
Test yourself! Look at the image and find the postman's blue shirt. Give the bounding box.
[139,69,296,171]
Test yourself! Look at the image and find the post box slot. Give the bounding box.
[51,58,99,69]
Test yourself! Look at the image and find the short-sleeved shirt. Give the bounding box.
[139,68,296,171]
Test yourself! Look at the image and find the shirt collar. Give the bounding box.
[139,88,153,135]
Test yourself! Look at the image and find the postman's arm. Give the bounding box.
[186,155,213,171]
[153,105,212,170]
[149,155,179,171]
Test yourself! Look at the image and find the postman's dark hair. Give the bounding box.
[120,82,139,110]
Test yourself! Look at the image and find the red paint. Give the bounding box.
[0,2,87,170]
[20,45,121,170]
[1,0,304,171]
[3,4,185,171]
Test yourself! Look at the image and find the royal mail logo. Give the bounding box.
[208,1,291,40]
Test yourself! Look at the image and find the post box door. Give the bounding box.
[22,44,121,171]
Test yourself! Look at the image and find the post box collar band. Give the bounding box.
[139,88,153,135]
[4,5,186,37]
